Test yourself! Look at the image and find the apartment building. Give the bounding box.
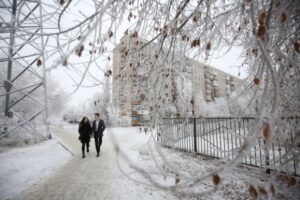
[112,35,243,126]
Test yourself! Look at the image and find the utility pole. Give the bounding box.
[0,0,49,139]
[39,0,50,138]
[4,0,17,119]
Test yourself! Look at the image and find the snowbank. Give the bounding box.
[0,139,71,200]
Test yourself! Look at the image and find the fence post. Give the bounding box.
[193,118,197,153]
[264,140,270,174]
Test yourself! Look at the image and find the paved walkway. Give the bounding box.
[12,126,170,200]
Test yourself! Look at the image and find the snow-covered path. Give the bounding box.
[11,126,172,200]
[6,125,299,200]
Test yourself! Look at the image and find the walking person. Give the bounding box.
[78,117,92,158]
[92,113,106,157]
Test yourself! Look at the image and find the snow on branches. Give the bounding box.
[32,0,300,198]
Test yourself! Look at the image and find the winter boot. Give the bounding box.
[82,146,85,158]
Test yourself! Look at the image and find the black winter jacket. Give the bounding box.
[78,122,92,143]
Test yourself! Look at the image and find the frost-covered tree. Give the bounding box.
[44,0,299,117]
[47,81,71,119]
[85,68,113,126]
[18,0,300,198]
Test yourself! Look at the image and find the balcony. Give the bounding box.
[120,112,127,116]
[132,111,139,115]
[130,73,139,78]
[131,100,141,105]
[132,120,140,126]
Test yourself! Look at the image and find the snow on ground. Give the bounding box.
[10,126,174,200]
[0,139,72,200]
[1,126,299,200]
[139,145,300,199]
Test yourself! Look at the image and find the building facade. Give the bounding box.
[112,35,243,126]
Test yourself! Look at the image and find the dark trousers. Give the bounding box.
[94,135,102,153]
[82,142,89,155]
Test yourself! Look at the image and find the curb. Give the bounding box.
[56,140,75,157]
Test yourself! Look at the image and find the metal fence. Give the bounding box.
[159,117,299,176]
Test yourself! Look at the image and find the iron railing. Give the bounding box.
[159,117,299,176]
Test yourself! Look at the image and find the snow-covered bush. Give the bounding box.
[197,91,256,117]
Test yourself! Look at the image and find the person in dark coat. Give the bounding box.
[78,116,92,158]
[92,113,106,157]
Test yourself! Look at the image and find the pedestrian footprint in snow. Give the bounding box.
[92,113,106,157]
[78,117,92,158]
